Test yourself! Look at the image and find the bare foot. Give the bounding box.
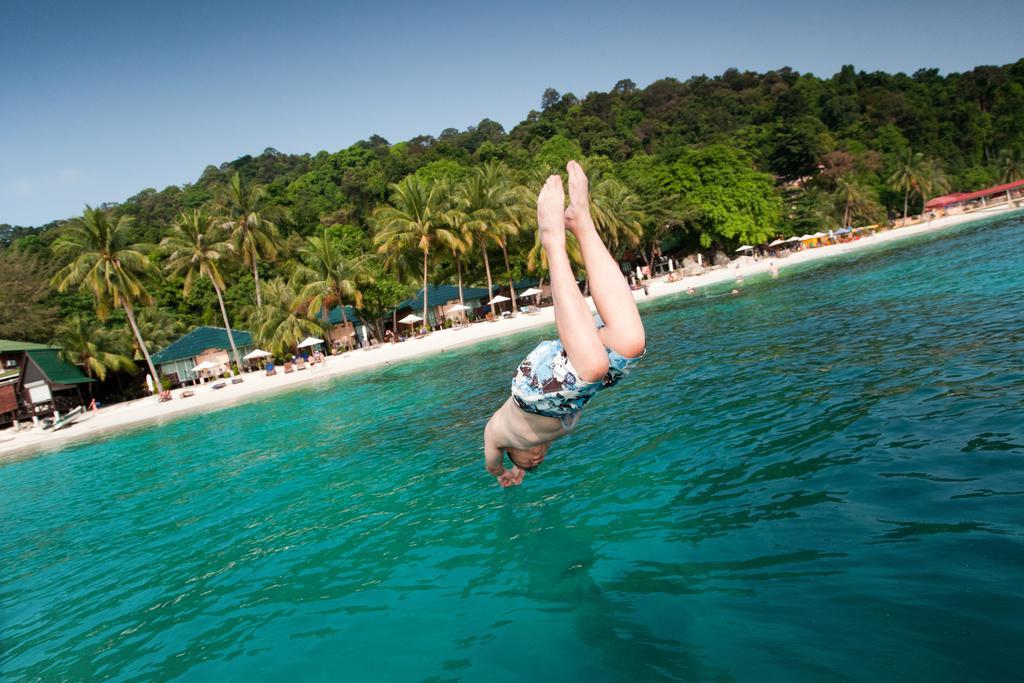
[537,174,566,251]
[564,160,594,235]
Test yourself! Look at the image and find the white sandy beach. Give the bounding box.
[1,202,1021,461]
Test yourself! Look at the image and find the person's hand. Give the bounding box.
[496,466,524,487]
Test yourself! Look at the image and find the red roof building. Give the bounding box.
[925,179,1024,209]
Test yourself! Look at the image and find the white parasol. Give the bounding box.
[243,349,272,360]
[446,304,472,313]
[297,337,324,349]
[520,287,542,297]
[399,314,423,325]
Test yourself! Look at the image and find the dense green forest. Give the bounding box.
[3,60,1023,400]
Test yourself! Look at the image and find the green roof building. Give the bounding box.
[0,341,94,423]
[150,326,255,385]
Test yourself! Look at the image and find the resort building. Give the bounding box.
[0,340,94,427]
[321,305,372,350]
[150,326,255,386]
[925,179,1024,214]
[392,284,492,329]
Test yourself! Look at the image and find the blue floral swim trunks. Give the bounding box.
[511,339,643,429]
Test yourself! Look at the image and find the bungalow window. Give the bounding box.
[3,359,16,368]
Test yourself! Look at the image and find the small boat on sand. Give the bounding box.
[42,406,87,432]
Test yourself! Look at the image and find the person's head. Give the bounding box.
[507,443,550,470]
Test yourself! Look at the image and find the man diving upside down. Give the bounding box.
[483,161,646,486]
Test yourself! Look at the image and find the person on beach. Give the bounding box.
[483,161,646,486]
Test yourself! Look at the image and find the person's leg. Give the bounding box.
[564,161,646,358]
[537,175,609,383]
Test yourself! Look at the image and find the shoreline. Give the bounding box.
[2,202,1021,463]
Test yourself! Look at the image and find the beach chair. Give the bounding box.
[212,382,226,390]
[296,358,307,371]
[284,362,294,373]
[265,363,276,376]
[231,377,244,385]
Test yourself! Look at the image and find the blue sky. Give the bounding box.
[2,0,1021,227]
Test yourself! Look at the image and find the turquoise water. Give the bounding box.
[2,216,1023,681]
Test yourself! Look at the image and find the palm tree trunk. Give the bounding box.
[422,248,430,328]
[455,251,464,305]
[321,304,334,352]
[252,245,262,308]
[480,237,493,299]
[213,282,243,374]
[903,190,909,223]
[123,301,160,395]
[500,242,517,313]
[339,299,353,351]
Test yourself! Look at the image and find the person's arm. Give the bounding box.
[484,421,523,486]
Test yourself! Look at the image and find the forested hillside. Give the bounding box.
[3,60,1023,399]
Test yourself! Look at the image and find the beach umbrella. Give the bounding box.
[297,336,324,349]
[735,245,754,252]
[192,360,218,372]
[446,303,472,313]
[768,239,787,247]
[399,314,423,328]
[786,236,803,242]
[520,287,542,297]
[243,348,272,369]
[487,294,510,316]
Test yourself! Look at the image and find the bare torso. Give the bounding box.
[487,397,570,450]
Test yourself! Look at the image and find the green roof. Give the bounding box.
[398,284,491,311]
[26,349,95,385]
[323,305,363,326]
[151,326,254,364]
[0,339,53,352]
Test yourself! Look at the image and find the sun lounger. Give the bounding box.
[231,377,244,385]
[181,390,195,398]
[211,382,226,390]
[296,359,307,370]
[284,362,294,373]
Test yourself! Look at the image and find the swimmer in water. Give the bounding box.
[482,161,646,486]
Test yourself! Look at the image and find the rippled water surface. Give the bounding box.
[3,216,1024,681]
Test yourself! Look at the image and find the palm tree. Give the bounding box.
[373,176,460,326]
[131,307,184,359]
[454,162,517,302]
[889,150,927,222]
[835,176,881,228]
[440,207,474,306]
[52,315,137,397]
[997,148,1024,184]
[248,278,323,357]
[918,159,950,213]
[216,172,282,308]
[294,228,365,351]
[162,209,243,373]
[50,206,162,391]
[588,177,645,265]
